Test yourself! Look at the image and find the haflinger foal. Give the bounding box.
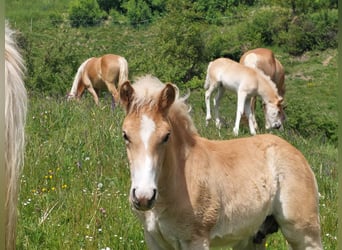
[204,57,284,136]
[67,54,128,108]
[240,48,286,130]
[5,21,28,250]
[119,75,322,250]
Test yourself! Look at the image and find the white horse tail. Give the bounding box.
[5,21,27,250]
[118,56,129,88]
[68,58,92,99]
[204,61,213,90]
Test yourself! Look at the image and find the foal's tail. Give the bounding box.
[118,56,129,88]
[68,58,92,99]
[204,61,213,90]
[5,21,27,250]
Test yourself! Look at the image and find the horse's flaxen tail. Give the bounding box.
[118,56,129,88]
[204,61,212,90]
[5,21,27,250]
[68,58,92,99]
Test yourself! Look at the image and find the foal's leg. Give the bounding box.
[205,84,217,126]
[213,85,224,129]
[105,82,119,110]
[244,97,257,135]
[233,91,247,136]
[250,96,258,130]
[83,76,99,105]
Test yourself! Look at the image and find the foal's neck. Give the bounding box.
[257,74,279,103]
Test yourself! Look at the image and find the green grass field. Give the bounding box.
[18,70,337,249]
[6,1,337,249]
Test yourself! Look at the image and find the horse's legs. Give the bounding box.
[250,96,258,130]
[76,84,86,100]
[233,91,247,136]
[205,84,216,126]
[244,97,257,135]
[87,86,99,105]
[213,85,224,129]
[104,82,119,110]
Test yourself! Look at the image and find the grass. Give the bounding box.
[18,80,337,249]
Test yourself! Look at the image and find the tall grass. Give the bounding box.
[17,87,337,249]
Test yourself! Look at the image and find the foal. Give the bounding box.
[120,75,322,250]
[67,54,128,108]
[240,48,285,129]
[204,58,283,135]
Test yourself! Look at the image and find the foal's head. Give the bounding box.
[119,77,177,211]
[264,97,284,130]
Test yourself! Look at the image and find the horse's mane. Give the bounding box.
[131,75,198,135]
[253,67,279,94]
[5,21,27,249]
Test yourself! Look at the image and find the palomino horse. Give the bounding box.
[5,22,28,249]
[204,58,284,136]
[119,75,322,250]
[240,48,285,130]
[67,54,128,108]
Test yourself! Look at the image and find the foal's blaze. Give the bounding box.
[121,81,175,211]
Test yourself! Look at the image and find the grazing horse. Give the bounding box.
[67,54,128,108]
[204,58,284,136]
[5,22,28,250]
[240,48,285,130]
[119,75,322,250]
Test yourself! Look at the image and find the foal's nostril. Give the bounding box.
[151,189,157,201]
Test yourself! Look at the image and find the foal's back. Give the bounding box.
[192,134,321,249]
[208,57,259,91]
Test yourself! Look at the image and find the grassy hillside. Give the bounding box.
[6,1,337,249]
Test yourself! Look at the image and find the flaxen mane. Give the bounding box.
[130,75,198,135]
[5,21,27,250]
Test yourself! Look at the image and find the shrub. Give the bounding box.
[68,0,106,27]
[122,0,153,26]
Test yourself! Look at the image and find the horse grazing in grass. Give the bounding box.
[204,57,284,136]
[119,75,322,250]
[67,54,128,108]
[240,48,286,130]
[5,22,28,250]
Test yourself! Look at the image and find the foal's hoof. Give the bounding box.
[233,127,239,136]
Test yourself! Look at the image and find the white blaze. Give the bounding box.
[132,115,157,199]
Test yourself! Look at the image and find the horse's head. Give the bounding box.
[120,79,176,211]
[264,97,284,130]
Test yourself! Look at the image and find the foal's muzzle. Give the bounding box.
[131,188,157,211]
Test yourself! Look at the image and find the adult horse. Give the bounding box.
[240,48,285,130]
[204,58,284,136]
[67,54,128,108]
[119,75,322,249]
[5,22,28,250]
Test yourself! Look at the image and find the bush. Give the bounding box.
[148,3,207,84]
[68,0,106,27]
[122,0,153,26]
[278,9,338,55]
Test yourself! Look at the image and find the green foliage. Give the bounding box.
[148,1,207,83]
[122,0,153,26]
[68,0,107,27]
[97,0,124,13]
[277,9,338,55]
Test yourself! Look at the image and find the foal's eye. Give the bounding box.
[122,131,130,143]
[162,132,171,143]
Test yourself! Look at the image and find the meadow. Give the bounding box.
[6,0,337,249]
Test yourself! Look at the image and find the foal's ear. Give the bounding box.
[277,97,283,106]
[158,83,176,113]
[119,81,134,113]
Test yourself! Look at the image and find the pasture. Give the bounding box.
[6,0,337,249]
[19,57,337,248]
